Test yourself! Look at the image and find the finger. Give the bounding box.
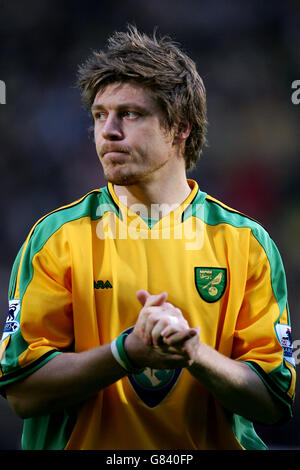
[135,292,165,342]
[160,315,188,337]
[163,328,197,346]
[192,326,201,337]
[136,292,168,342]
[143,309,161,344]
[160,324,181,339]
[145,312,180,345]
[166,326,200,340]
[151,321,163,346]
[144,292,168,307]
[151,318,176,346]
[136,290,168,308]
[138,306,166,344]
[136,290,150,307]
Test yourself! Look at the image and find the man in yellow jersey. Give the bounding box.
[0,26,296,450]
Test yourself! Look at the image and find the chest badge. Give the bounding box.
[194,267,227,302]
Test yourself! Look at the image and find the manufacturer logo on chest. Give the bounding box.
[94,280,112,289]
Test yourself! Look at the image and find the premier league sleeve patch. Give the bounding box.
[1,299,20,341]
[275,323,295,367]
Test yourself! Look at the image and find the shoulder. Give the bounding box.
[203,193,277,257]
[203,194,264,230]
[24,188,108,249]
[203,195,287,290]
[204,194,268,235]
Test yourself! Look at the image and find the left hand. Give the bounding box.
[135,290,190,346]
[162,326,201,366]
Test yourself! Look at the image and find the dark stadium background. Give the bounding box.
[0,0,299,450]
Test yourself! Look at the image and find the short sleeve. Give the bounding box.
[0,220,73,392]
[232,228,296,420]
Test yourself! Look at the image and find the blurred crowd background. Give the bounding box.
[0,0,299,450]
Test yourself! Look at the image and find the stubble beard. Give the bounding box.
[101,150,173,186]
[102,162,143,186]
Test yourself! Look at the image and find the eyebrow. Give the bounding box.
[91,103,149,113]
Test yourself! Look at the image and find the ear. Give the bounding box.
[173,122,191,144]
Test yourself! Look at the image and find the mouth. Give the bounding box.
[103,151,130,163]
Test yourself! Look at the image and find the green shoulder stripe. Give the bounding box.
[203,197,288,318]
[17,190,108,301]
[96,185,121,220]
[2,190,111,381]
[8,242,25,300]
[203,196,266,231]
[203,197,293,421]
[181,188,207,222]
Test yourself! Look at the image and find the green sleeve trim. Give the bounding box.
[242,360,293,421]
[0,350,61,391]
[231,414,268,450]
[22,404,78,449]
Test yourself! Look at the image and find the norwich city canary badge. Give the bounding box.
[194,267,227,302]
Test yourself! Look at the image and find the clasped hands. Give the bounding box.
[125,290,200,370]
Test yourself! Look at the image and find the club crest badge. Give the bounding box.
[123,327,182,407]
[194,267,227,302]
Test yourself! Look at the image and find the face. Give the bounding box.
[92,81,178,186]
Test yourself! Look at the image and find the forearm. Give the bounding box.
[187,342,283,424]
[6,330,190,419]
[6,344,127,418]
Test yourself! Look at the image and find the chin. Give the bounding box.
[104,170,140,186]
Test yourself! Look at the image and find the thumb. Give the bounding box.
[136,290,168,307]
[136,290,150,307]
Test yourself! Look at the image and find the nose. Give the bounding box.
[101,114,123,141]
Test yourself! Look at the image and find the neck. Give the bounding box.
[113,172,191,219]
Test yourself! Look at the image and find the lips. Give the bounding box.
[103,151,130,163]
[104,151,126,157]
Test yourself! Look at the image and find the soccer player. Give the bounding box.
[0,26,295,450]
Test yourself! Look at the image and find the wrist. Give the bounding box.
[111,333,144,375]
[186,341,206,372]
[123,332,147,369]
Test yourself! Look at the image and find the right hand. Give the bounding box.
[124,290,194,370]
[134,290,190,346]
[124,330,193,370]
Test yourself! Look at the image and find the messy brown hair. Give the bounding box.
[77,25,207,170]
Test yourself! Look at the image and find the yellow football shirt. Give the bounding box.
[0,180,295,449]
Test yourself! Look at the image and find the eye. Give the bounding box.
[123,111,140,120]
[94,111,107,121]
